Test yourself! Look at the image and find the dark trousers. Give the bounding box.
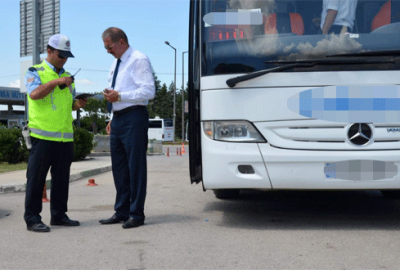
[329,25,352,34]
[110,106,149,221]
[24,137,74,225]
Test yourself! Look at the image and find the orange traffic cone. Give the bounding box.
[42,183,50,202]
[181,143,186,154]
[167,147,170,157]
[86,179,98,186]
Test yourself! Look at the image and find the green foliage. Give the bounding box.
[175,87,188,141]
[147,80,188,140]
[73,127,94,161]
[0,162,27,173]
[79,95,109,134]
[147,82,173,118]
[0,128,29,164]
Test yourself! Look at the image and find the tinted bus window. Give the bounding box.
[149,120,162,128]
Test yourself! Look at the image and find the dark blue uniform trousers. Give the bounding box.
[24,137,74,225]
[111,106,148,221]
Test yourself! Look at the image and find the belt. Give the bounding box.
[113,105,144,116]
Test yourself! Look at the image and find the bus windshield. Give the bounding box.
[201,0,400,76]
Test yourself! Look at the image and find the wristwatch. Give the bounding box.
[117,93,121,102]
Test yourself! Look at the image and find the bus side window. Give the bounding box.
[149,120,162,128]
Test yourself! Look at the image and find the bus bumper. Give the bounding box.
[259,144,400,190]
[202,138,272,190]
[202,138,400,190]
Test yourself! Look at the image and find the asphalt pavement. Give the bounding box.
[2,144,400,269]
[0,144,400,269]
[0,145,183,194]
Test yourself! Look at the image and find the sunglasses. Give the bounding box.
[105,42,118,50]
[57,52,66,59]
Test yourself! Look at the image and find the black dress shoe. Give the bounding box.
[99,214,128,225]
[50,216,80,226]
[27,222,50,232]
[122,217,144,229]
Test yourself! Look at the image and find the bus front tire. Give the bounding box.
[381,190,400,199]
[213,189,240,199]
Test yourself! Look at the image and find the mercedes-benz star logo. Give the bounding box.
[348,123,372,146]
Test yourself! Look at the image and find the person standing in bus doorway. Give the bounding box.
[320,0,358,34]
[99,27,155,229]
[24,34,87,232]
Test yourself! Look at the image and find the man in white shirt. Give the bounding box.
[99,27,155,229]
[320,0,358,34]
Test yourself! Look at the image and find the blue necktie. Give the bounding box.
[107,58,121,113]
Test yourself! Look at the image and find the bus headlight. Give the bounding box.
[203,121,266,143]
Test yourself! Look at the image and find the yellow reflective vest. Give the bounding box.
[27,61,75,142]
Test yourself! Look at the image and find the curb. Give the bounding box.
[90,152,164,157]
[90,152,111,157]
[0,165,112,195]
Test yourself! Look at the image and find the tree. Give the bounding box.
[175,84,188,140]
[147,79,188,140]
[79,94,109,134]
[148,82,174,119]
[147,73,162,118]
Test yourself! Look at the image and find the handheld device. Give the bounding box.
[59,68,81,89]
[22,125,32,150]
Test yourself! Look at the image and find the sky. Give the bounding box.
[0,0,190,96]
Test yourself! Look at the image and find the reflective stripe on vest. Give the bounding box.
[30,128,73,139]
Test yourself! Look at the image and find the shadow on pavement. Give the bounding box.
[0,209,11,219]
[204,190,400,230]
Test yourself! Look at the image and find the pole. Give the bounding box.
[182,51,188,142]
[173,48,176,143]
[77,110,81,127]
[165,41,177,142]
[32,0,41,65]
[29,0,41,124]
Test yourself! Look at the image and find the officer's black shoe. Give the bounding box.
[27,222,50,232]
[50,216,80,226]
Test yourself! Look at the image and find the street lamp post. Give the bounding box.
[165,41,177,142]
[182,51,188,142]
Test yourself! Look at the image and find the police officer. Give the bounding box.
[24,34,87,232]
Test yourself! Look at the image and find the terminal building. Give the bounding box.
[0,86,26,128]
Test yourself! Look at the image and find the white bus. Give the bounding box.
[148,117,174,141]
[188,0,400,199]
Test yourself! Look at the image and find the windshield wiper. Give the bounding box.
[226,62,313,88]
[226,58,393,88]
[328,49,400,57]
